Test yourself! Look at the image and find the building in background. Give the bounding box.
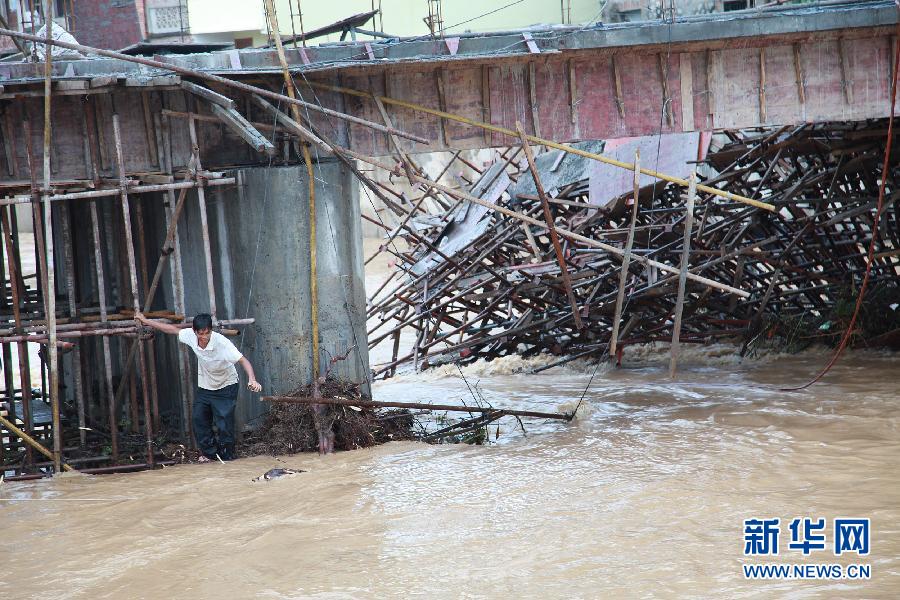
[0,1,266,53]
[268,0,601,43]
[2,1,821,55]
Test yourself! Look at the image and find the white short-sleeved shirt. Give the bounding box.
[177,329,243,390]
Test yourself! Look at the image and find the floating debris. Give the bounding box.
[251,468,305,482]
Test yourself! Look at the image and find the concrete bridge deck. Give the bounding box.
[0,1,896,159]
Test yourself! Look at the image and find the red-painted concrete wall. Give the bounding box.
[71,0,147,50]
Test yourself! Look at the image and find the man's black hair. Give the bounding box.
[192,313,213,331]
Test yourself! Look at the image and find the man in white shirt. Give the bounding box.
[136,313,261,462]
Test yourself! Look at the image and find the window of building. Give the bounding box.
[619,9,643,21]
[723,1,753,11]
[147,1,189,35]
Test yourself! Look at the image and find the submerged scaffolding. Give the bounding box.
[0,20,378,475]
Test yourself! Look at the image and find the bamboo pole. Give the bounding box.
[670,172,697,378]
[0,205,34,461]
[112,113,154,465]
[59,203,86,446]
[0,317,255,340]
[155,109,194,441]
[0,178,235,206]
[4,212,34,464]
[302,143,320,383]
[302,81,775,211]
[162,183,192,439]
[186,118,217,318]
[0,12,26,55]
[109,186,191,426]
[135,200,161,430]
[90,199,118,460]
[41,0,61,473]
[610,149,641,358]
[516,121,584,329]
[251,95,330,154]
[0,413,75,472]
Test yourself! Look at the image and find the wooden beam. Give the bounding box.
[0,413,75,471]
[373,95,418,185]
[180,80,236,109]
[0,109,16,177]
[435,67,450,147]
[141,91,159,167]
[481,65,492,146]
[793,43,806,105]
[679,53,695,132]
[210,103,277,156]
[516,121,584,330]
[262,395,572,421]
[528,61,541,138]
[838,37,854,106]
[610,149,640,358]
[759,48,767,123]
[658,53,675,128]
[891,36,898,98]
[612,55,626,120]
[706,49,717,126]
[669,172,697,378]
[251,94,330,154]
[568,58,578,126]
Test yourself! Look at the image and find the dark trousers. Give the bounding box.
[193,383,238,460]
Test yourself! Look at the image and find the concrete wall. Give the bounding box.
[207,162,370,430]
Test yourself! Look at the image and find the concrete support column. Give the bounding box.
[220,160,370,430]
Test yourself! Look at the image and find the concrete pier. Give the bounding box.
[178,161,369,430]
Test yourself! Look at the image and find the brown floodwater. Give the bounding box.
[0,244,897,598]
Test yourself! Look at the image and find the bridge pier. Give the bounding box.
[211,161,370,431]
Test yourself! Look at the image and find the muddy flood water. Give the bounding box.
[1,245,898,599]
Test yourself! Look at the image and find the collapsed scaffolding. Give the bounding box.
[1,5,898,475]
[365,123,899,377]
